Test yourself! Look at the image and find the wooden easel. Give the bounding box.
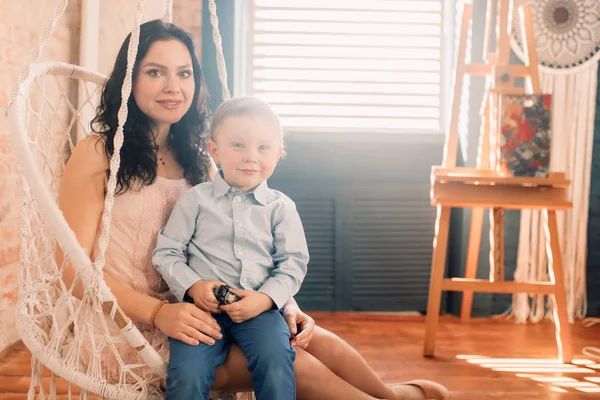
[423,0,573,362]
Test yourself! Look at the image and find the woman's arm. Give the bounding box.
[57,136,108,299]
[57,137,221,345]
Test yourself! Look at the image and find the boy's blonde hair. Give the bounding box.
[210,96,283,143]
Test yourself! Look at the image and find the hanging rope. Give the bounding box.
[94,0,146,274]
[208,0,231,101]
[163,0,173,23]
[4,0,69,112]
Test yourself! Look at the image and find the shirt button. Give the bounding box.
[235,197,242,202]
[239,249,244,255]
[237,222,243,227]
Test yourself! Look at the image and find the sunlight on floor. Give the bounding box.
[457,355,600,394]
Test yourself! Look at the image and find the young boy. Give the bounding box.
[152,97,309,400]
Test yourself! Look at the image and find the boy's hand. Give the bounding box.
[220,290,273,323]
[186,280,225,314]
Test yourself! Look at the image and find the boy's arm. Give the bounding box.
[258,197,309,309]
[152,189,203,301]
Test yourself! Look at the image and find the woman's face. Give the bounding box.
[133,39,195,129]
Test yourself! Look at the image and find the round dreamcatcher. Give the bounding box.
[511,0,600,75]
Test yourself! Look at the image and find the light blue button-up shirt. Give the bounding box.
[152,172,309,309]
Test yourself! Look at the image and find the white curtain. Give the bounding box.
[513,63,598,323]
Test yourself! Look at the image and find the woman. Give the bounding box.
[58,19,449,400]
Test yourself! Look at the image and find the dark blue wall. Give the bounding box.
[586,66,600,317]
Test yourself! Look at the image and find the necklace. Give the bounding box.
[157,145,171,166]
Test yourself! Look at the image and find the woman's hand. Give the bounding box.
[283,301,315,349]
[154,302,223,346]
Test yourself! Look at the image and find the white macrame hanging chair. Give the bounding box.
[5,0,246,398]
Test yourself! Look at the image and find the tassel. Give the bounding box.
[27,384,35,400]
[514,293,529,324]
[49,373,56,399]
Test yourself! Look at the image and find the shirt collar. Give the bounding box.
[212,170,231,198]
[212,170,269,206]
[252,180,269,206]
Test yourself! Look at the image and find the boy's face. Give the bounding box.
[208,114,283,192]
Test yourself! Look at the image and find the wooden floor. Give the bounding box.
[1,313,599,399]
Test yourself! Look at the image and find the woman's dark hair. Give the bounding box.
[91,19,211,193]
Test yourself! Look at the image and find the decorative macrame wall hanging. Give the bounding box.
[510,0,600,324]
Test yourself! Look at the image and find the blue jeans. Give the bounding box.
[167,309,296,400]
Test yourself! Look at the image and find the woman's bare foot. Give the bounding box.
[390,384,427,400]
[391,380,450,400]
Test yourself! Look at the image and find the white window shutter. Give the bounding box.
[243,0,446,132]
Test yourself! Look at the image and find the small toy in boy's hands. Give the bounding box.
[213,284,240,305]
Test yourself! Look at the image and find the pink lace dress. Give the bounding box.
[104,177,190,304]
[104,177,191,376]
